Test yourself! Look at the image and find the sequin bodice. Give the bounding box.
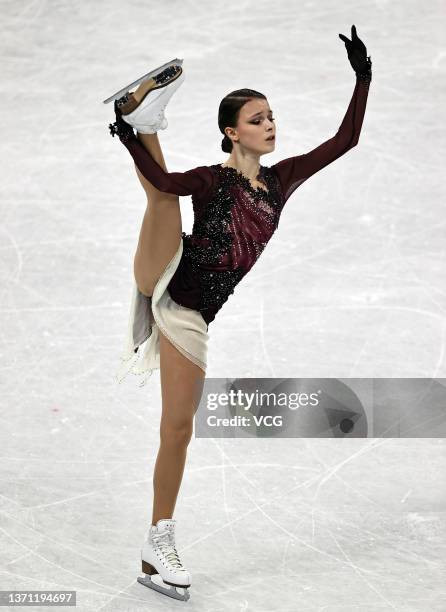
[167,163,284,326]
[116,75,371,328]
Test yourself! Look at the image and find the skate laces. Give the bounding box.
[151,528,183,570]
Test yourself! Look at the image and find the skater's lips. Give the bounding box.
[266,135,275,141]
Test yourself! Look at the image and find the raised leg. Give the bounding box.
[152,330,206,525]
[133,131,182,297]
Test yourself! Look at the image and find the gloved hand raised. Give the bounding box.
[339,24,372,79]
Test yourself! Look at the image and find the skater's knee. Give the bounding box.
[134,164,165,199]
[159,421,193,448]
[147,192,181,208]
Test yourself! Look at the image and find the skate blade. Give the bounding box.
[103,58,184,104]
[137,574,190,602]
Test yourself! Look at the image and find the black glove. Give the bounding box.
[339,24,372,81]
[108,99,136,144]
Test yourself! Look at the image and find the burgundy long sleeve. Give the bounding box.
[271,76,371,204]
[121,136,215,201]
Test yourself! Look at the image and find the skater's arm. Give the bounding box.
[271,76,371,204]
[122,137,214,199]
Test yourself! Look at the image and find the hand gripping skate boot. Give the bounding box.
[137,518,191,602]
[103,58,184,134]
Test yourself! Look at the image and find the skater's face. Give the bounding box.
[225,99,276,154]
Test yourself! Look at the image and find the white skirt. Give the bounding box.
[115,239,209,387]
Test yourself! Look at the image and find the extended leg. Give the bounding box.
[133,131,182,297]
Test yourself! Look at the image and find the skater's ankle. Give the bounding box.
[151,517,173,527]
[133,77,156,103]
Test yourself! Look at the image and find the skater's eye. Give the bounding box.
[252,117,275,124]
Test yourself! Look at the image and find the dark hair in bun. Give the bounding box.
[221,134,232,154]
[218,88,267,153]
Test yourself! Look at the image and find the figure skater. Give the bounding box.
[105,24,372,601]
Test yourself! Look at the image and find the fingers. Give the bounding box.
[340,25,367,56]
[340,24,359,43]
[339,24,356,41]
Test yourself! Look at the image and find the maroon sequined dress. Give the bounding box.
[118,75,371,330]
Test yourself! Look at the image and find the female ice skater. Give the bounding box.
[106,24,372,602]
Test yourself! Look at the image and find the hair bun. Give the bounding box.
[221,134,232,153]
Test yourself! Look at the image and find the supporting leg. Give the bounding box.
[152,330,206,525]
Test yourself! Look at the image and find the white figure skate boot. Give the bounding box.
[137,518,191,602]
[104,59,185,134]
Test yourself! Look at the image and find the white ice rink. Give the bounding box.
[1,0,445,610]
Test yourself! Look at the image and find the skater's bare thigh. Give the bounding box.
[158,330,205,442]
[132,129,183,297]
[134,184,182,298]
